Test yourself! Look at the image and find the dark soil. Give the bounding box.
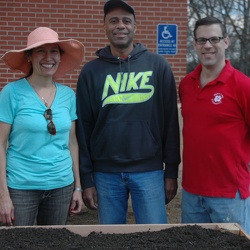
[0,225,249,249]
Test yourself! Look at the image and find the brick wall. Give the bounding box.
[0,0,187,91]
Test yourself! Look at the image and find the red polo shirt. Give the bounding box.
[179,60,250,199]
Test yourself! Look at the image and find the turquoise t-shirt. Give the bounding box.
[0,78,76,190]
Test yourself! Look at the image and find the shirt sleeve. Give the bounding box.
[0,83,17,124]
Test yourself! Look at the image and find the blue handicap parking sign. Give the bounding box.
[157,24,178,55]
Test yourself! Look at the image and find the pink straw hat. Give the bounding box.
[1,27,84,80]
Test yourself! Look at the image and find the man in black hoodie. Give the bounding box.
[76,0,180,224]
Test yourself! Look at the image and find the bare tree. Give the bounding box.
[188,0,250,76]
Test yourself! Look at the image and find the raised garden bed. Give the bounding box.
[0,223,249,249]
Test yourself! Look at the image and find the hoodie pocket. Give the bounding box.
[91,120,159,162]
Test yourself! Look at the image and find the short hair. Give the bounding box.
[193,17,227,38]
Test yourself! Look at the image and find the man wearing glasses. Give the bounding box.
[179,17,250,235]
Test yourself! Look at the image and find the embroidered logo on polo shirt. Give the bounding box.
[211,93,224,105]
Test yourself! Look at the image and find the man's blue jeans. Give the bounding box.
[94,170,167,224]
[181,188,250,235]
[9,183,74,226]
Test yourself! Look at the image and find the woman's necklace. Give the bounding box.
[36,84,54,107]
[27,78,55,108]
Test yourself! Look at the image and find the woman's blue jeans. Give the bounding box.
[9,183,74,226]
[94,170,167,224]
[181,188,250,235]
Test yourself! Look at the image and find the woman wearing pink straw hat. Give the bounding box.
[0,27,84,226]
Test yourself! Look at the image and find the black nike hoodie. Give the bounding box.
[76,43,180,189]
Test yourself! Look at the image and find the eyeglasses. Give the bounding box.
[44,108,56,135]
[195,36,224,45]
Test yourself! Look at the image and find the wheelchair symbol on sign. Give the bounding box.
[161,26,172,39]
